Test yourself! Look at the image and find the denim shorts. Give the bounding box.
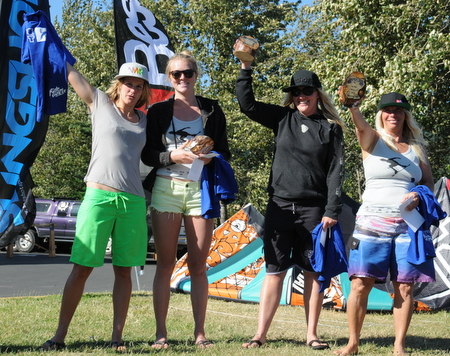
[70,187,148,267]
[150,176,202,216]
[348,215,435,283]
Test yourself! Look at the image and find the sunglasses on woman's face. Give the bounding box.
[169,69,195,79]
[291,87,316,97]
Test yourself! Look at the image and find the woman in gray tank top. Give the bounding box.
[41,62,151,352]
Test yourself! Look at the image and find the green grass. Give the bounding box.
[0,292,449,355]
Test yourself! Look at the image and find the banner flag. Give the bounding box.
[113,0,175,107]
[0,0,51,248]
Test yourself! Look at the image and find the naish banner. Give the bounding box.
[0,0,50,248]
[113,0,175,106]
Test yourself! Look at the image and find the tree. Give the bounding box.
[139,0,304,213]
[298,0,450,200]
[33,0,305,214]
[32,0,450,215]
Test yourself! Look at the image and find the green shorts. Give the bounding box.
[70,187,148,267]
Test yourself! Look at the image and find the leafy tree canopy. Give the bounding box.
[301,0,450,197]
[32,0,450,215]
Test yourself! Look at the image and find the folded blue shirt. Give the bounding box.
[407,185,447,265]
[200,152,238,219]
[22,10,76,122]
[310,222,348,293]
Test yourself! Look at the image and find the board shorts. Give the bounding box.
[348,214,435,283]
[263,196,324,274]
[70,187,148,267]
[150,176,202,216]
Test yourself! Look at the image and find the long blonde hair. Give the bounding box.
[283,89,346,131]
[375,109,428,163]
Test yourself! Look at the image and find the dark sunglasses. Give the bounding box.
[291,87,316,97]
[170,69,195,79]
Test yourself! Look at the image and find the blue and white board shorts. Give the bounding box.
[348,214,435,283]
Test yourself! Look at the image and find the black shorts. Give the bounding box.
[263,196,324,273]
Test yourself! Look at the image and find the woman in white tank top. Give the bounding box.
[334,92,434,356]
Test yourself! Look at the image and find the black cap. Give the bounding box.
[282,70,322,92]
[377,92,411,111]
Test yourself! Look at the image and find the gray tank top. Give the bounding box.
[84,90,146,197]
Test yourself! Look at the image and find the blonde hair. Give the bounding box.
[106,78,151,108]
[165,50,199,76]
[375,108,428,163]
[283,88,346,131]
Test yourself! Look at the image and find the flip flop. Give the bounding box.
[308,339,330,350]
[151,340,170,349]
[196,340,214,348]
[40,339,66,351]
[110,341,126,353]
[242,339,264,348]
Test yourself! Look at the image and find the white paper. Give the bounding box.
[399,196,425,232]
[186,153,219,181]
[187,159,204,181]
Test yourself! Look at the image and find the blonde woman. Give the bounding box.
[334,92,434,356]
[41,62,151,352]
[141,51,230,349]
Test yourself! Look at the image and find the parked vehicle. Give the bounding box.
[14,197,187,259]
[14,198,81,253]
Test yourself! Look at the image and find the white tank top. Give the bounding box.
[359,138,422,216]
[157,116,203,179]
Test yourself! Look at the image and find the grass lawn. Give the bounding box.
[0,291,449,355]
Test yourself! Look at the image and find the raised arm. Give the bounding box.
[348,105,378,157]
[67,62,95,110]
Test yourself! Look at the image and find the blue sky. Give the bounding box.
[48,0,98,21]
[49,0,313,22]
[48,0,63,21]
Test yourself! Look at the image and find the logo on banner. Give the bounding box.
[115,0,175,88]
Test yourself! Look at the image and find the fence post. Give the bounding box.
[6,243,14,258]
[49,223,56,257]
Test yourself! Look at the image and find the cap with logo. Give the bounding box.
[377,92,411,111]
[282,70,322,92]
[115,62,149,83]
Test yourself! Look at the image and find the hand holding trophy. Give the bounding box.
[233,35,259,62]
[339,72,366,108]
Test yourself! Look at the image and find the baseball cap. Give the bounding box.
[377,92,411,111]
[282,70,322,92]
[115,62,149,83]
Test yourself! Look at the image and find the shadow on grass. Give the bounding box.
[333,335,450,353]
[228,337,304,346]
[0,336,448,354]
[0,338,203,354]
